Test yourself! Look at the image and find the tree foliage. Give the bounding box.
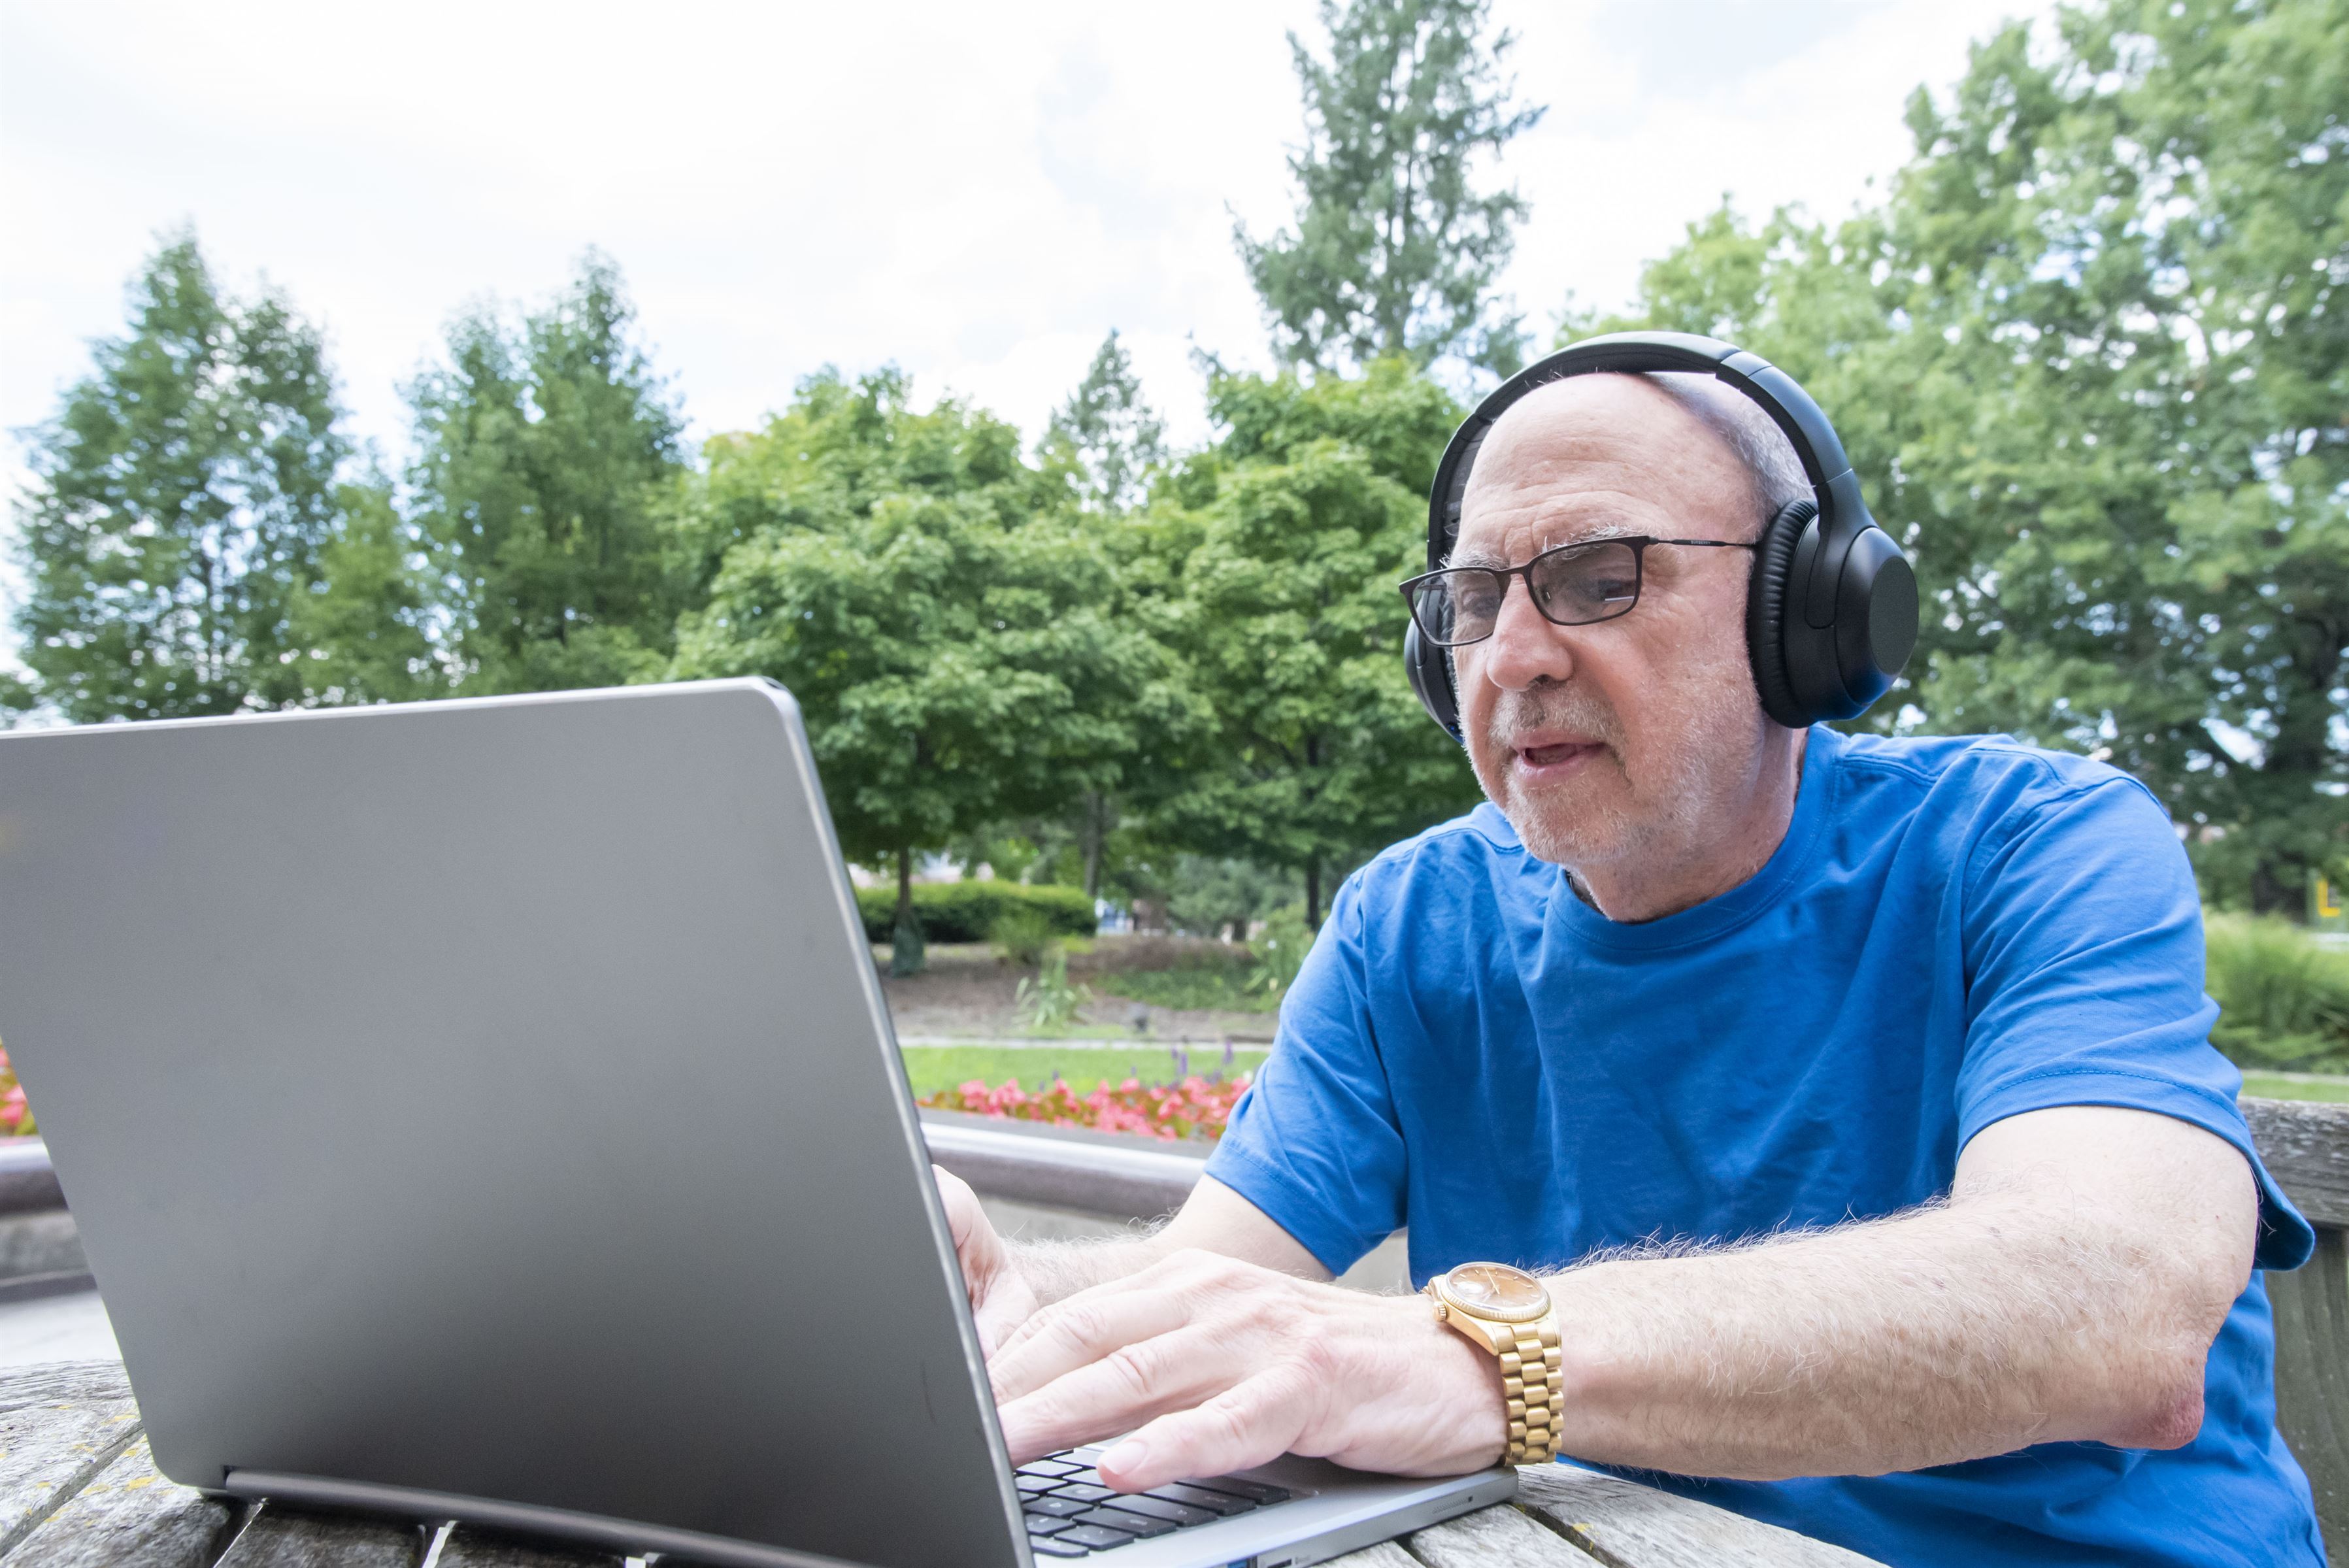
[10,233,348,722]
[1585,0,2349,914]
[405,254,688,694]
[1144,363,1481,925]
[1039,330,1167,515]
[672,372,1197,960]
[1237,0,1543,378]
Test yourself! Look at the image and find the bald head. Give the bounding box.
[1458,372,1807,556]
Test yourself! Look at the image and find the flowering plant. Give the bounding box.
[920,1073,1248,1141]
[0,1041,33,1138]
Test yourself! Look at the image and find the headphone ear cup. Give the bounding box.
[1746,499,1816,729]
[1404,620,1463,741]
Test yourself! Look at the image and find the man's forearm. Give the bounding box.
[1544,1189,2228,1480]
[1008,1230,1178,1307]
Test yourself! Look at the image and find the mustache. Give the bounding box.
[1484,681,1624,752]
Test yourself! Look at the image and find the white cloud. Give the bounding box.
[0,0,2054,671]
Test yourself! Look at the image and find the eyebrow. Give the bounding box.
[1448,523,1644,570]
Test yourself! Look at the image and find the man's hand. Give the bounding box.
[987,1248,1508,1493]
[934,1165,1041,1356]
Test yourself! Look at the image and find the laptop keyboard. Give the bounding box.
[1018,1448,1293,1558]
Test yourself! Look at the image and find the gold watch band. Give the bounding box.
[1500,1317,1564,1465]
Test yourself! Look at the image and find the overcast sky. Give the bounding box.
[0,0,2054,648]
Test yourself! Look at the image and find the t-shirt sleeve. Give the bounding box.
[1203,873,1408,1276]
[1956,774,2315,1271]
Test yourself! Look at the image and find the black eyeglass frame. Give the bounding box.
[1397,535,1759,649]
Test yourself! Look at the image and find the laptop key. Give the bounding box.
[1027,1535,1093,1558]
[1026,1495,1093,1519]
[1057,1467,1105,1488]
[1052,1482,1118,1503]
[1076,1508,1176,1539]
[1100,1494,1216,1529]
[1055,1524,1137,1550]
[1147,1482,1258,1516]
[1017,1474,1061,1493]
[1022,1458,1085,1477]
[1026,1516,1073,1537]
[1183,1476,1292,1505]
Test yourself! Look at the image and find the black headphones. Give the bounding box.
[1406,331,1918,737]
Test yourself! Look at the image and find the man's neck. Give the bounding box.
[1569,727,1808,924]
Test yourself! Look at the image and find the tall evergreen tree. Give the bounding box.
[1235,0,1544,377]
[10,233,348,722]
[406,254,688,694]
[1039,330,1167,515]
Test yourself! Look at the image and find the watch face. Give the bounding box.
[1440,1263,1549,1323]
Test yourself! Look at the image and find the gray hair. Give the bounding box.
[1641,371,1812,531]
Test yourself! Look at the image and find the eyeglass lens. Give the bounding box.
[1410,540,1641,646]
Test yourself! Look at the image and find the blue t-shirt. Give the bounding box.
[1204,726,2323,1567]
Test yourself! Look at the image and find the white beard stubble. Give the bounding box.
[1466,642,1769,878]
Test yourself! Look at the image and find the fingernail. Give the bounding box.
[1100,1439,1148,1476]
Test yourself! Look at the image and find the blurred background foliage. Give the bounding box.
[7,0,2344,1059]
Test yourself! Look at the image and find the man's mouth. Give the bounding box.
[1510,735,1608,777]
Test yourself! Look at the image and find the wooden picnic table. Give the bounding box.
[0,1359,1880,1568]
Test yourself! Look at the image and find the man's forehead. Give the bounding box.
[1453,375,1748,558]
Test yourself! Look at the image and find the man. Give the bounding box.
[935,369,2324,1565]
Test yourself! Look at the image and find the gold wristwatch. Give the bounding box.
[1425,1262,1564,1466]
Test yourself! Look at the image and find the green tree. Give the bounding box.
[1146,363,1481,926]
[287,473,436,705]
[1590,0,2349,914]
[1040,330,1167,516]
[673,374,1194,969]
[1236,0,1544,377]
[10,233,348,722]
[406,254,688,694]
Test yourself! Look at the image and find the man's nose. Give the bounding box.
[1471,576,1578,692]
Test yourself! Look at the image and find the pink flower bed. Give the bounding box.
[0,1043,32,1137]
[920,1074,1248,1141]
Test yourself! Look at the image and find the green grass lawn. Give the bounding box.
[2239,1071,2349,1104]
[900,1043,1269,1100]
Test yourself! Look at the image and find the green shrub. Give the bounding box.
[2205,913,2349,1072]
[991,905,1058,966]
[1016,950,1093,1031]
[856,880,1095,945]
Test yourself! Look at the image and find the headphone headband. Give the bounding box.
[1427,331,1854,572]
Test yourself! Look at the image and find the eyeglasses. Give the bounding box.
[1398,536,1759,648]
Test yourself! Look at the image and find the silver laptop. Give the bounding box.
[0,680,1511,1568]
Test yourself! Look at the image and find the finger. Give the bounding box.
[932,1165,984,1253]
[971,1274,1033,1359]
[995,1325,1227,1464]
[1091,1365,1318,1493]
[988,1281,1195,1405]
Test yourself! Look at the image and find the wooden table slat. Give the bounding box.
[431,1524,623,1568]
[214,1505,424,1568]
[5,1435,238,1568]
[1518,1466,1884,1568]
[1400,1499,1595,1566]
[0,1365,141,1556]
[1324,1540,1427,1567]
